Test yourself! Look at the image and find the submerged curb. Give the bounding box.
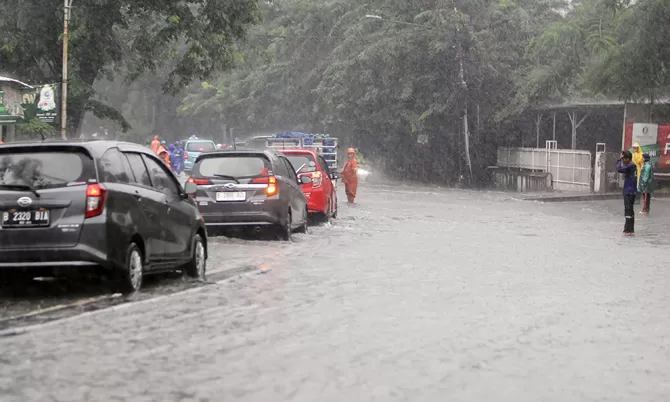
[518,193,670,203]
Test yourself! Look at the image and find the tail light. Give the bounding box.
[187,177,212,185]
[252,176,278,196]
[311,172,323,188]
[184,151,188,159]
[85,183,107,218]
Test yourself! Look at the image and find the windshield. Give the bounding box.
[196,155,270,178]
[186,142,216,152]
[285,154,317,173]
[0,151,95,189]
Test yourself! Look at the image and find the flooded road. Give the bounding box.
[1,184,670,401]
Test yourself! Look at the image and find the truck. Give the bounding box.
[241,133,340,171]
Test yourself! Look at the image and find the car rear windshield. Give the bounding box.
[0,150,95,189]
[186,141,216,152]
[285,154,317,173]
[196,155,270,178]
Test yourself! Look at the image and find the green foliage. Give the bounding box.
[178,0,566,182]
[0,0,260,136]
[17,118,57,140]
[510,0,670,116]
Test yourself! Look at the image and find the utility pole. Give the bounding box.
[61,0,72,140]
[454,6,472,181]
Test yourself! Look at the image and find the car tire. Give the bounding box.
[279,210,292,241]
[183,234,207,281]
[295,208,309,234]
[115,243,144,294]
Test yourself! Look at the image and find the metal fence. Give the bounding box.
[497,141,593,192]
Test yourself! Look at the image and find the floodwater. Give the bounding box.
[1,183,669,401]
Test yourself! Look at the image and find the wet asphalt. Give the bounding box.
[1,183,670,401]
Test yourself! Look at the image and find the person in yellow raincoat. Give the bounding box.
[342,147,358,204]
[151,135,161,154]
[631,143,644,184]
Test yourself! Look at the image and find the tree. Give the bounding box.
[180,0,567,182]
[508,0,670,117]
[0,0,260,136]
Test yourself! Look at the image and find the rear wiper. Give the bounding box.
[213,174,240,184]
[0,184,41,198]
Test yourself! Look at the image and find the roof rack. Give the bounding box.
[265,137,339,171]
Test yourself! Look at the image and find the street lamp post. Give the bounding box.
[61,0,73,140]
[365,12,472,181]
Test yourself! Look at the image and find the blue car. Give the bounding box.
[183,139,217,172]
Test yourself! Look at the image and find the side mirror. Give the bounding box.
[300,175,313,185]
[184,181,198,195]
[330,172,341,180]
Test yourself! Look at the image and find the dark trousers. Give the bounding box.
[624,194,636,233]
[641,193,652,212]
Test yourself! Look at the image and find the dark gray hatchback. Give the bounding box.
[184,149,311,240]
[0,141,207,293]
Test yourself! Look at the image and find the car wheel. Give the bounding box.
[278,210,292,241]
[184,234,206,281]
[295,208,309,234]
[116,243,143,294]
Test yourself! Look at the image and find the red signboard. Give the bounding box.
[623,122,670,177]
[657,124,670,174]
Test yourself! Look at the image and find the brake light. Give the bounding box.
[252,176,277,196]
[267,176,277,196]
[184,151,188,159]
[85,184,107,218]
[187,177,212,185]
[312,172,323,188]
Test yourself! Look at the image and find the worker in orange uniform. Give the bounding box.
[151,135,161,154]
[341,147,359,205]
[157,143,171,170]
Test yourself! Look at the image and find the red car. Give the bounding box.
[282,149,340,221]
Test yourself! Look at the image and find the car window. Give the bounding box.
[124,152,152,187]
[186,141,216,152]
[281,157,299,182]
[285,154,317,173]
[196,155,271,178]
[0,150,95,189]
[317,156,331,175]
[247,139,268,149]
[99,148,133,184]
[272,156,289,177]
[142,155,179,195]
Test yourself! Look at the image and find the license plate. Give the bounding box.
[215,191,246,202]
[2,209,50,228]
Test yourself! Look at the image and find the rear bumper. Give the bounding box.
[0,243,109,275]
[184,158,198,171]
[305,188,327,214]
[200,201,283,227]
